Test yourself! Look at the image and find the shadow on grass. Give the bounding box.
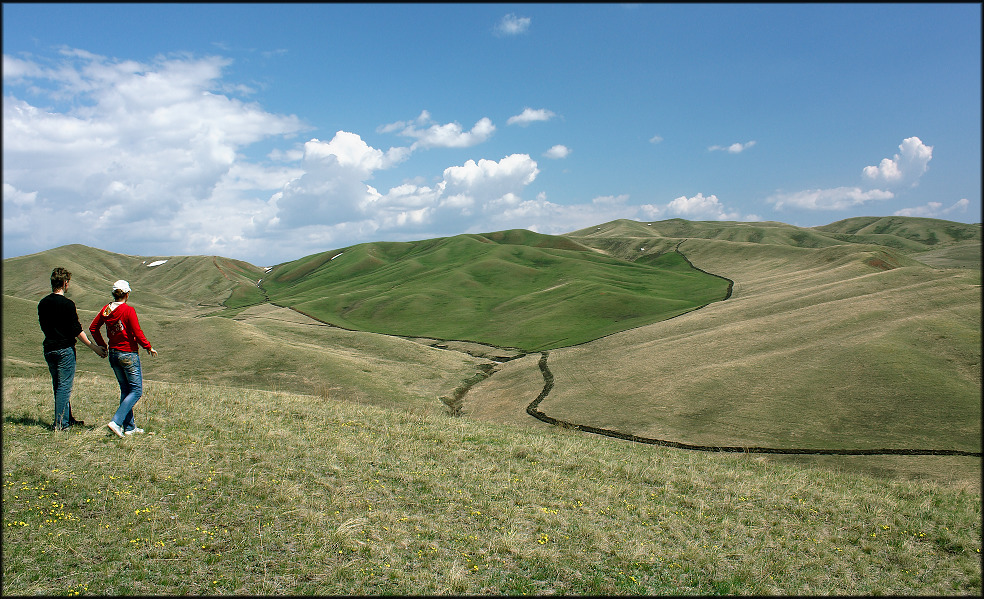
[4,414,55,430]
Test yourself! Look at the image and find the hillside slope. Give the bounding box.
[2,246,480,413]
[1,244,265,314]
[260,229,731,351]
[469,221,981,468]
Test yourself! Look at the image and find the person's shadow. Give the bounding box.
[3,414,89,430]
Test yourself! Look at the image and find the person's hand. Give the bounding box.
[148,347,158,357]
[94,345,108,359]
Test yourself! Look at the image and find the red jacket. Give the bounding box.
[89,302,152,353]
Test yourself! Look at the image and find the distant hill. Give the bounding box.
[814,215,980,244]
[1,243,265,313]
[261,229,731,351]
[567,216,981,257]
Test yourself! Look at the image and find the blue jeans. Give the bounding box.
[44,346,76,429]
[109,349,143,432]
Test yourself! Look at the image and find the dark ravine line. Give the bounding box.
[525,351,982,457]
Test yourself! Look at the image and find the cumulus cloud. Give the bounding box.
[467,193,642,237]
[764,136,938,215]
[2,183,37,207]
[269,131,410,228]
[863,136,933,187]
[495,13,531,36]
[507,107,556,126]
[543,145,570,159]
[441,154,540,203]
[649,134,664,144]
[2,49,306,260]
[767,187,894,211]
[256,152,545,253]
[638,193,746,221]
[709,140,756,153]
[379,110,494,149]
[894,198,969,218]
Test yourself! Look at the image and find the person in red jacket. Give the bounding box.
[89,279,158,437]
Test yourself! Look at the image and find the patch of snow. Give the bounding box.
[146,260,168,267]
[330,252,343,260]
[264,267,273,272]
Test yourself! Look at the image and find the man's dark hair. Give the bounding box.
[112,289,127,301]
[50,267,71,291]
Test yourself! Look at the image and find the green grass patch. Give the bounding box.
[261,230,731,351]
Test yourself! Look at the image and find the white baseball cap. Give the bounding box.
[112,280,131,293]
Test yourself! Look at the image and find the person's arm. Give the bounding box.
[77,329,107,358]
[126,307,157,356]
[89,311,107,348]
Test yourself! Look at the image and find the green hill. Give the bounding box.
[260,230,731,351]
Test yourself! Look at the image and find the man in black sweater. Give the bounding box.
[38,267,107,430]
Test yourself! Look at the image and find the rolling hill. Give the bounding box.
[259,229,732,351]
[2,216,980,484]
[467,217,980,481]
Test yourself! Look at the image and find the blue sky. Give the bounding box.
[3,3,980,265]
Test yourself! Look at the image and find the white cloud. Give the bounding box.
[894,198,969,218]
[2,182,37,207]
[468,193,641,236]
[543,145,570,159]
[2,49,306,260]
[260,153,544,251]
[507,107,556,126]
[303,132,409,174]
[442,154,540,202]
[768,187,894,211]
[270,131,409,228]
[709,140,756,153]
[495,14,531,36]
[667,193,741,219]
[639,193,745,221]
[649,134,663,144]
[380,110,494,149]
[863,136,933,187]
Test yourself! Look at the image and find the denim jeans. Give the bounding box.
[44,346,76,429]
[109,349,143,432]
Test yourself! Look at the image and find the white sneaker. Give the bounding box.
[106,421,125,438]
[124,428,145,436]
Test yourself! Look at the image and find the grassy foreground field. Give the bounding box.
[3,375,980,595]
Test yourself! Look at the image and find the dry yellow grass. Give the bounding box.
[467,240,981,487]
